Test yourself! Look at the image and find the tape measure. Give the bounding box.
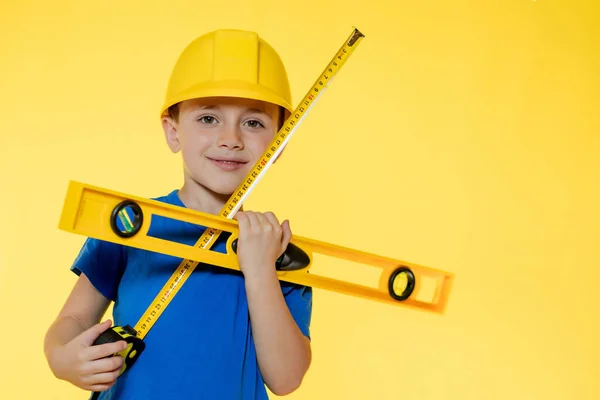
[89,325,145,400]
[133,27,366,340]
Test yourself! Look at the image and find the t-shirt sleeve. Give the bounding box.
[281,281,313,339]
[70,237,127,302]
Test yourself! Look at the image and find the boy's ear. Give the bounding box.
[162,116,181,153]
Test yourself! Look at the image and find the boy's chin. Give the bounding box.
[189,174,244,198]
[205,181,241,197]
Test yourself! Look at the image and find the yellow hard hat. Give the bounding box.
[160,29,293,120]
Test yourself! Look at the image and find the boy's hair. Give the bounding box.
[160,29,293,130]
[167,103,180,121]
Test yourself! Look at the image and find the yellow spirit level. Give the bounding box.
[59,180,455,314]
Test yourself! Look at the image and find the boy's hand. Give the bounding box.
[234,211,292,279]
[48,319,127,392]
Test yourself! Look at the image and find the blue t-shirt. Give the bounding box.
[70,189,313,400]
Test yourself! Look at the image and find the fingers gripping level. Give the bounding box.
[58,181,455,314]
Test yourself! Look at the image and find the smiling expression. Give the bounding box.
[162,96,283,196]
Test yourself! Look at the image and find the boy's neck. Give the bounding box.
[176,177,234,216]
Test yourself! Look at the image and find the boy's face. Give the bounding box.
[162,96,282,196]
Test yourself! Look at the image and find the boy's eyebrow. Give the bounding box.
[246,108,269,116]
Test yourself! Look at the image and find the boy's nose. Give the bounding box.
[217,126,243,149]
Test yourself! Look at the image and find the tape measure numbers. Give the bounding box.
[132,27,366,340]
[60,180,455,312]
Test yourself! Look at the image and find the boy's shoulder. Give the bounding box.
[151,188,182,206]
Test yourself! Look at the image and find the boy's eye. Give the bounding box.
[245,119,264,128]
[198,116,217,124]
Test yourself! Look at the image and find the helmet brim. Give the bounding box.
[160,79,293,119]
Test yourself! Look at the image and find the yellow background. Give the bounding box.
[1,0,599,399]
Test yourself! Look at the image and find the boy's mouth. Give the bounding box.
[207,156,248,170]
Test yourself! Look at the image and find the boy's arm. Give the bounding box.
[245,271,312,396]
[45,273,110,353]
[234,211,313,396]
[44,273,127,391]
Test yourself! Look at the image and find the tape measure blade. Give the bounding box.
[221,28,365,222]
[133,27,370,339]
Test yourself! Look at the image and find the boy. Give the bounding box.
[44,29,313,399]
